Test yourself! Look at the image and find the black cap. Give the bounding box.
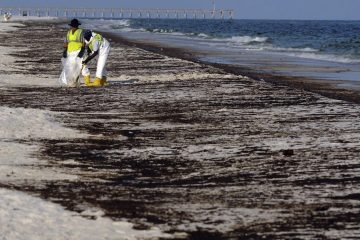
[83,30,92,41]
[69,19,81,28]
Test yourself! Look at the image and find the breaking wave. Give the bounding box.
[225,36,270,44]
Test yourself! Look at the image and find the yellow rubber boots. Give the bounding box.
[100,76,107,86]
[91,77,103,87]
[84,76,107,87]
[84,75,92,86]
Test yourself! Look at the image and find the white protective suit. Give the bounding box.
[86,33,111,79]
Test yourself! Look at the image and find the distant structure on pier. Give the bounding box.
[0,5,234,20]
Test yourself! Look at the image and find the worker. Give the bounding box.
[82,30,111,87]
[63,19,91,85]
[4,12,12,21]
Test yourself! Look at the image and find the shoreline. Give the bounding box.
[1,18,360,239]
[6,17,360,103]
[102,31,360,103]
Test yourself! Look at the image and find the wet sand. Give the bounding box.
[107,33,360,104]
[1,19,360,239]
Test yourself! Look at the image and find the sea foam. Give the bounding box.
[226,36,270,44]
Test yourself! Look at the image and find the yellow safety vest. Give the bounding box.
[89,33,104,52]
[66,29,84,53]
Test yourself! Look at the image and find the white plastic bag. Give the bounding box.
[59,51,83,87]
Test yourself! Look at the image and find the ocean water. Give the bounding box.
[127,19,360,63]
[84,18,360,87]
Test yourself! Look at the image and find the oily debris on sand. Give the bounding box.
[0,20,360,239]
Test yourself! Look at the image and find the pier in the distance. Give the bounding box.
[0,7,235,20]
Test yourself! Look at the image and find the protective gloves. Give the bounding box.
[82,50,99,65]
[77,47,85,58]
[62,49,67,58]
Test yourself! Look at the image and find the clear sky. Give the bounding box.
[1,0,360,20]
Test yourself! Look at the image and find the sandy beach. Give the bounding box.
[1,18,360,239]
